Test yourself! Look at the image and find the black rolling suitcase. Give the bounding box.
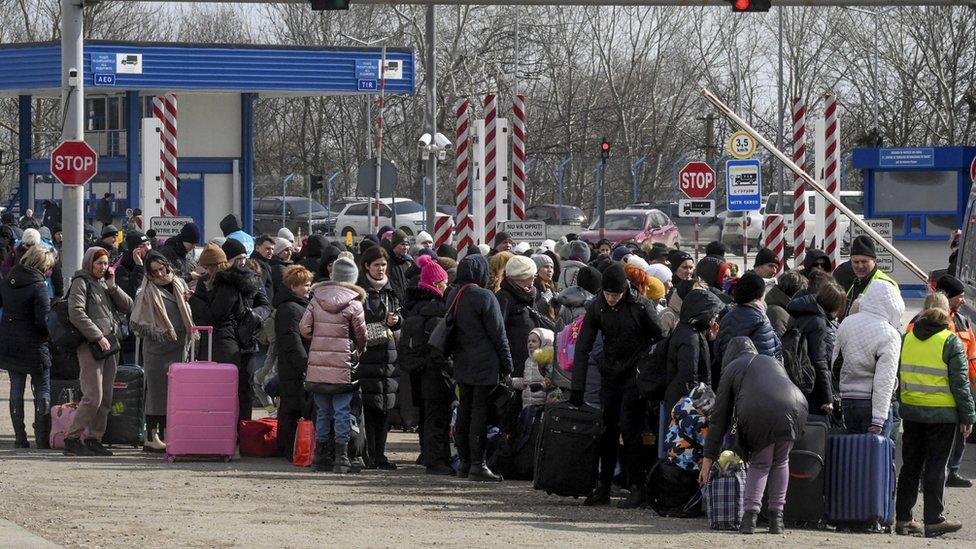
[533,402,603,498]
[103,361,146,448]
[780,418,828,524]
[51,378,83,406]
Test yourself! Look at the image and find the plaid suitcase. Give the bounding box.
[706,463,747,530]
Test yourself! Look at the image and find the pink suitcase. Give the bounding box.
[49,403,81,449]
[164,326,239,462]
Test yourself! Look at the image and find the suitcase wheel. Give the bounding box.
[165,454,175,463]
[223,456,232,463]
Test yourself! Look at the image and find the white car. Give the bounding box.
[722,210,764,250]
[335,197,427,237]
[760,190,864,252]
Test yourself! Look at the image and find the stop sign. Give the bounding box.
[51,140,98,186]
[678,161,716,199]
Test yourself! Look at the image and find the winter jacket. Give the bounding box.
[558,259,587,292]
[833,280,904,427]
[787,293,837,410]
[300,281,368,389]
[713,302,782,387]
[765,284,794,338]
[356,275,403,411]
[269,256,293,296]
[704,337,809,461]
[206,265,271,363]
[298,235,328,276]
[666,289,721,409]
[67,251,134,344]
[572,287,666,392]
[0,244,29,278]
[387,249,413,302]
[274,289,310,410]
[496,277,540,377]
[513,346,557,408]
[158,238,197,284]
[249,252,274,304]
[554,285,592,330]
[403,286,454,402]
[0,264,52,375]
[115,251,146,305]
[898,317,976,425]
[447,254,513,386]
[845,266,898,317]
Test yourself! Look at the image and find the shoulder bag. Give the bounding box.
[428,284,473,356]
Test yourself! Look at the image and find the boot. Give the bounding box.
[925,519,962,538]
[583,481,611,506]
[313,440,334,471]
[33,398,50,450]
[617,484,645,509]
[740,510,758,534]
[426,463,456,476]
[63,437,93,456]
[467,461,502,482]
[10,398,29,448]
[457,461,471,479]
[333,442,351,474]
[768,510,785,534]
[86,439,113,457]
[143,429,166,453]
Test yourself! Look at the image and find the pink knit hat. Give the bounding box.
[417,255,448,294]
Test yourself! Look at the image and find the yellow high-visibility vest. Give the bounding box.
[900,329,955,408]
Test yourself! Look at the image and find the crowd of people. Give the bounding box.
[1,207,974,538]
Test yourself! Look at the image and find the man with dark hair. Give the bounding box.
[250,235,275,302]
[935,275,976,488]
[754,248,782,279]
[159,222,200,283]
[488,232,514,257]
[96,192,115,229]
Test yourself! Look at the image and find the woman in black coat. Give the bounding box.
[356,246,402,469]
[495,255,540,378]
[786,280,846,415]
[0,246,57,448]
[448,254,513,482]
[273,264,313,460]
[665,289,722,410]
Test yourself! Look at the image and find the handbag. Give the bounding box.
[88,334,121,360]
[428,284,473,355]
[365,322,393,347]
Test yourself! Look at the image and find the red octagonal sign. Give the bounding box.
[51,140,98,186]
[678,161,716,200]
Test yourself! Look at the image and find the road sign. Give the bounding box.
[677,161,716,200]
[50,140,98,186]
[500,220,547,248]
[116,53,142,74]
[357,79,378,92]
[93,73,116,86]
[92,53,114,73]
[849,219,894,273]
[728,130,757,159]
[678,199,715,218]
[356,158,398,197]
[725,159,762,211]
[149,216,195,238]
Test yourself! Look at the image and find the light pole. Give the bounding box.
[60,0,84,282]
[556,156,571,224]
[281,172,296,228]
[631,156,647,204]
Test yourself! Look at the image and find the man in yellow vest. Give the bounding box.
[935,275,976,488]
[844,235,898,317]
[895,294,975,538]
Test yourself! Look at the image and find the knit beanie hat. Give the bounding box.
[198,243,227,267]
[331,256,359,284]
[754,247,780,267]
[377,225,395,240]
[612,246,631,262]
[417,255,448,289]
[576,265,602,295]
[539,239,556,253]
[505,255,538,280]
[391,229,408,248]
[733,271,766,305]
[178,222,201,245]
[494,232,513,248]
[669,250,693,273]
[851,235,877,259]
[477,244,491,256]
[221,238,247,261]
[531,254,554,270]
[936,275,965,299]
[647,276,666,302]
[512,242,531,255]
[567,240,591,263]
[647,245,670,263]
[101,224,119,239]
[602,263,629,293]
[647,263,672,286]
[706,241,727,257]
[125,230,149,251]
[416,231,434,246]
[436,243,458,260]
[277,227,295,243]
[273,237,293,256]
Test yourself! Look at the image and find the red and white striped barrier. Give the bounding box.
[822,93,840,267]
[763,214,786,268]
[433,213,454,248]
[511,95,527,221]
[483,93,499,244]
[453,99,474,250]
[152,93,178,217]
[791,98,807,268]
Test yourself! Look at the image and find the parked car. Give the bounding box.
[578,208,680,247]
[525,204,588,227]
[722,210,764,251]
[436,204,457,217]
[628,202,724,248]
[253,196,335,236]
[335,197,427,237]
[760,190,864,253]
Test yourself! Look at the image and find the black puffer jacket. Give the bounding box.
[207,265,272,363]
[273,289,310,413]
[114,250,145,301]
[387,248,413,302]
[787,293,837,410]
[299,236,328,275]
[705,337,809,461]
[0,264,51,375]
[572,287,666,392]
[355,274,402,411]
[713,303,783,387]
[496,277,539,377]
[269,256,293,295]
[447,255,513,386]
[665,289,721,409]
[403,286,454,402]
[158,238,197,283]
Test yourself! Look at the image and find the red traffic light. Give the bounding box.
[734,0,750,10]
[601,141,610,152]
[731,0,771,12]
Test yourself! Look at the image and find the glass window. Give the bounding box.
[380,204,393,217]
[874,170,957,213]
[393,200,424,215]
[107,97,121,130]
[593,214,647,231]
[841,194,864,215]
[926,215,958,237]
[345,203,368,216]
[86,98,106,131]
[290,200,326,215]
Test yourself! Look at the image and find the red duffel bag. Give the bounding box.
[239,418,279,457]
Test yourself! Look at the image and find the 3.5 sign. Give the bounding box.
[728,130,757,160]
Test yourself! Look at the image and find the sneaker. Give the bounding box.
[925,520,962,538]
[85,439,113,456]
[895,520,923,536]
[946,473,972,488]
[425,464,456,476]
[376,461,398,471]
[63,437,93,456]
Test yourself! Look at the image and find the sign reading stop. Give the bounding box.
[678,161,716,200]
[50,140,98,186]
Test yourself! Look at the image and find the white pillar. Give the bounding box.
[472,119,486,245]
[60,0,84,283]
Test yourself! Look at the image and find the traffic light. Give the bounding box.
[309,174,324,191]
[730,0,771,12]
[600,140,611,163]
[310,0,349,11]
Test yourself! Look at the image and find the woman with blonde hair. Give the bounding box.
[488,251,513,293]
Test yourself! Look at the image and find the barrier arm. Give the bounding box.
[699,87,927,283]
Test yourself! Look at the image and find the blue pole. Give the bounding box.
[671,153,688,206]
[17,95,31,214]
[631,156,647,204]
[556,156,571,223]
[281,173,296,228]
[125,91,140,213]
[241,93,257,234]
[326,171,340,232]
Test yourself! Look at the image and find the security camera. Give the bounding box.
[67,68,79,88]
[433,132,452,149]
[418,133,432,147]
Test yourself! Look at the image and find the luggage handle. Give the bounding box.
[190,326,213,362]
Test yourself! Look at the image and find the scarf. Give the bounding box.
[367,272,389,290]
[130,272,196,343]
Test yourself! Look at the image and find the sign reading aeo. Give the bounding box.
[678,161,716,200]
[51,140,98,186]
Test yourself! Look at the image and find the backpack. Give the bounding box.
[781,321,815,395]
[636,335,671,401]
[556,314,584,372]
[46,277,89,350]
[399,313,433,374]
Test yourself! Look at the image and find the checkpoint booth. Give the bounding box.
[852,146,976,294]
[0,40,415,239]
